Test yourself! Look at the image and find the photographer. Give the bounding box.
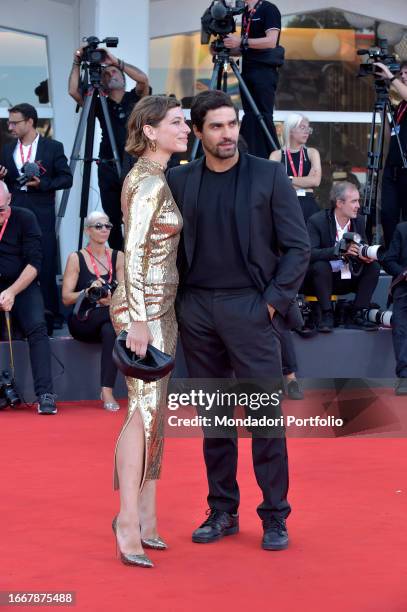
[0,103,73,330]
[0,182,57,415]
[374,61,407,247]
[381,222,407,395]
[306,181,380,332]
[62,211,124,410]
[68,46,149,250]
[223,0,282,158]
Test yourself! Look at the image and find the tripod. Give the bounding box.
[190,40,278,160]
[56,67,122,249]
[363,80,407,242]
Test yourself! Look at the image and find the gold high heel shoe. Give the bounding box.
[112,516,154,568]
[101,392,120,412]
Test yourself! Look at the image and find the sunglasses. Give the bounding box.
[88,223,113,230]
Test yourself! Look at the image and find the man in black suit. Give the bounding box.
[306,181,380,332]
[167,91,310,551]
[0,103,73,327]
[382,222,407,395]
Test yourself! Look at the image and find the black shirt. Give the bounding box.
[0,206,42,283]
[241,0,281,67]
[95,89,141,161]
[385,100,407,167]
[186,161,254,289]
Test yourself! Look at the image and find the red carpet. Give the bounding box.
[1,397,407,612]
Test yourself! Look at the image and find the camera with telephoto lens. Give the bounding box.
[0,370,21,408]
[82,36,119,65]
[334,232,384,262]
[87,279,118,304]
[16,162,40,188]
[357,38,400,78]
[201,0,245,45]
[361,308,393,328]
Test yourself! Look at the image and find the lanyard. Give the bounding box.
[86,246,112,283]
[396,101,407,126]
[19,141,33,166]
[286,147,304,178]
[242,0,262,37]
[0,209,11,242]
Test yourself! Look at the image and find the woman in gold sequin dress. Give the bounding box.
[110,96,190,567]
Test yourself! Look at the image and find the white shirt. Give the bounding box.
[333,213,351,279]
[13,134,40,192]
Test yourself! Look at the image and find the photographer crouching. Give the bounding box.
[305,181,381,332]
[382,222,407,395]
[62,212,124,410]
[0,183,57,414]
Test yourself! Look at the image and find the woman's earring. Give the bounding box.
[148,140,157,153]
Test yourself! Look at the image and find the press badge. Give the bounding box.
[296,189,306,197]
[391,125,400,137]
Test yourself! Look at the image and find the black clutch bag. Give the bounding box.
[113,330,175,382]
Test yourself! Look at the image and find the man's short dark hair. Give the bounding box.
[191,90,239,131]
[8,103,38,128]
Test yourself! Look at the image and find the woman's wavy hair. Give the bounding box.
[126,95,181,157]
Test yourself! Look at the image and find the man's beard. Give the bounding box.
[204,139,238,159]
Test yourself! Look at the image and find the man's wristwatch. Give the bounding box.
[389,76,398,83]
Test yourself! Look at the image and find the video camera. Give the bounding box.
[0,370,21,409]
[81,36,119,65]
[201,0,245,45]
[357,38,400,78]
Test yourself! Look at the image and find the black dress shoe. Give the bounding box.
[192,509,239,543]
[262,517,289,551]
[318,311,334,333]
[286,379,304,400]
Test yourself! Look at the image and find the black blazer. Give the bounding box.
[0,136,72,207]
[307,209,368,264]
[166,153,310,317]
[382,222,407,278]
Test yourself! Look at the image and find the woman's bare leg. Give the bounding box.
[139,480,158,539]
[115,409,145,555]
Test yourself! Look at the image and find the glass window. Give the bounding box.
[0,27,50,108]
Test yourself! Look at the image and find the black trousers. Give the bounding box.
[178,287,291,522]
[68,307,118,388]
[97,164,124,251]
[1,281,53,397]
[381,166,407,248]
[240,64,279,159]
[392,286,407,378]
[281,330,297,375]
[11,191,59,316]
[306,261,380,311]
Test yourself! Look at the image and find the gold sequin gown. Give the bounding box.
[110,157,182,490]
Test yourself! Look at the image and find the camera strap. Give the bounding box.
[285,147,304,177]
[396,101,407,125]
[242,0,263,37]
[4,312,15,379]
[86,246,112,283]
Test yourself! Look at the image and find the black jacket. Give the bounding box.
[382,222,407,278]
[166,153,310,317]
[307,209,367,264]
[0,136,72,206]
